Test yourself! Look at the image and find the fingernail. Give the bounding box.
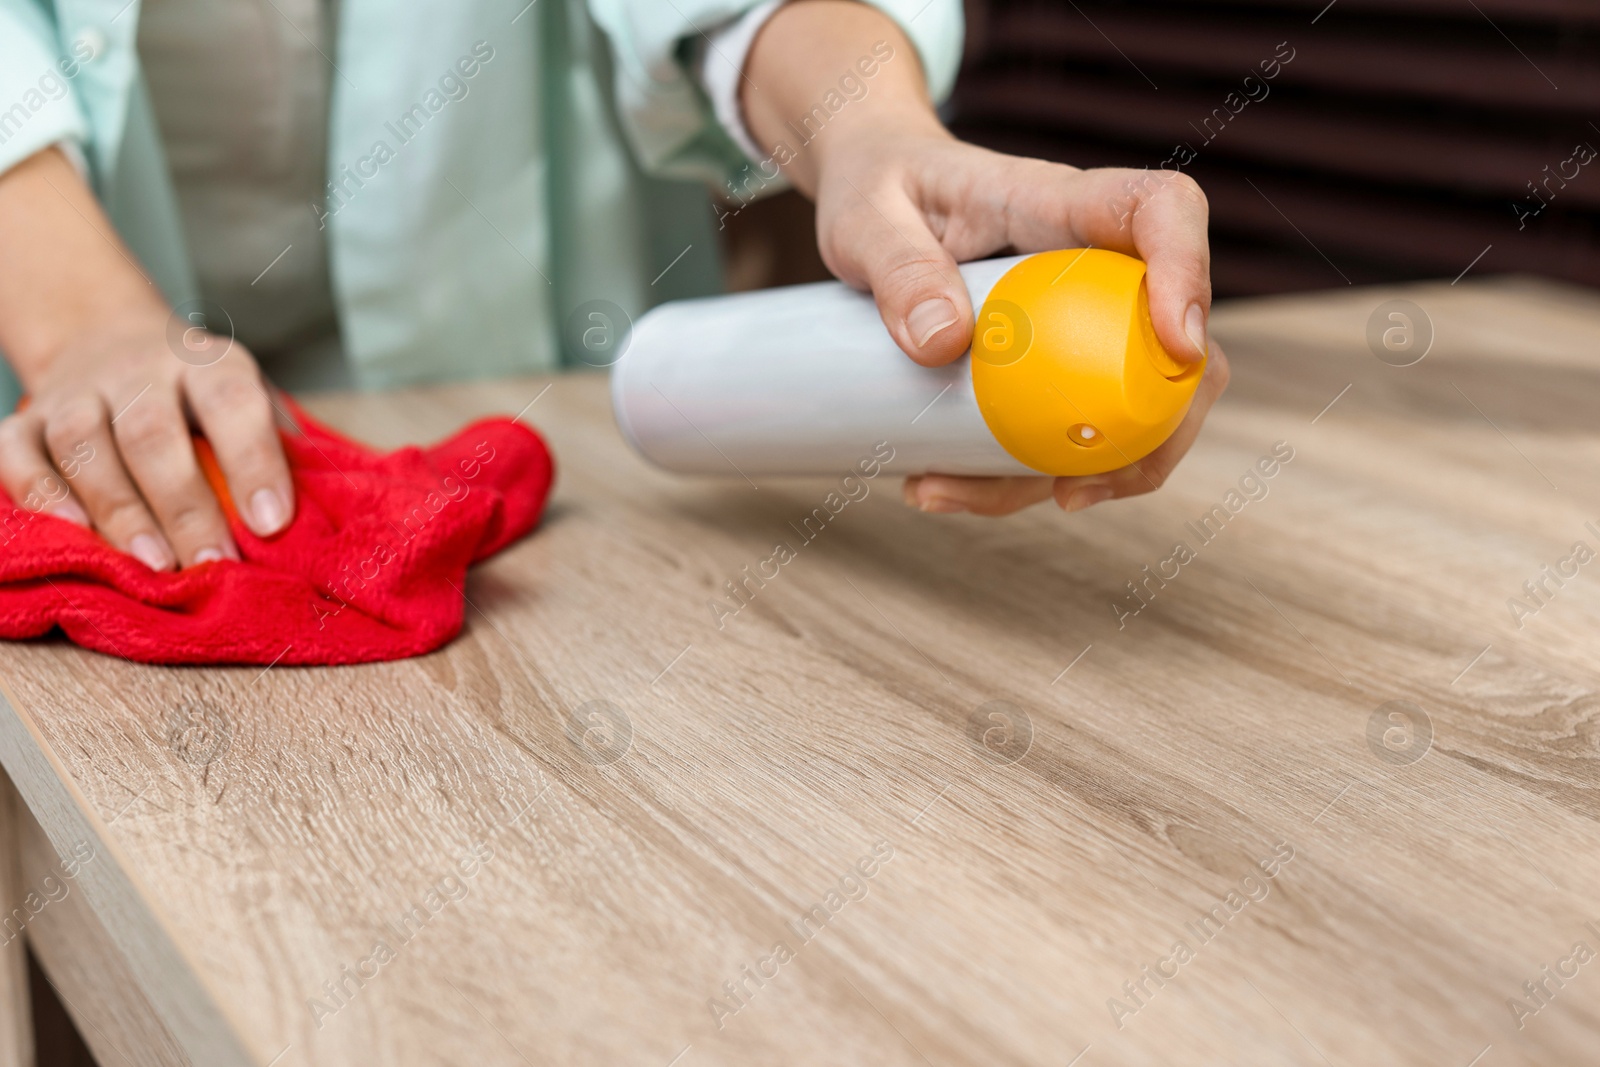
[1064,485,1113,513]
[48,500,90,527]
[919,496,967,514]
[908,298,958,348]
[1184,303,1209,359]
[901,478,921,507]
[130,533,173,571]
[193,541,240,564]
[250,488,288,534]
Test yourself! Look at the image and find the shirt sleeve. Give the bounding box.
[0,0,91,178]
[697,0,784,166]
[585,0,964,186]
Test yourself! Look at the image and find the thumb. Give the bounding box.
[823,183,972,367]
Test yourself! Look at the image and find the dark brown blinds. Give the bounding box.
[947,0,1600,295]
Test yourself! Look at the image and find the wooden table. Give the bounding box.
[0,277,1597,1067]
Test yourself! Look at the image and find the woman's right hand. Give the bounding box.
[0,304,294,570]
[0,146,294,571]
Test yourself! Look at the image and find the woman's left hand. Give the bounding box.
[743,3,1226,516]
[812,124,1226,516]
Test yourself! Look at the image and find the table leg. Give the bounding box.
[0,770,34,1067]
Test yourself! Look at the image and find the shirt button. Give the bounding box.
[73,27,107,61]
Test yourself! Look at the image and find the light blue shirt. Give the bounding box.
[0,0,962,403]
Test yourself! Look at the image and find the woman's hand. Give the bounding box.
[0,147,293,569]
[0,306,293,569]
[743,2,1226,515]
[812,128,1228,516]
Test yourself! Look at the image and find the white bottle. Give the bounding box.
[611,250,1201,479]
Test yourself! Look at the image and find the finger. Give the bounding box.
[183,357,293,535]
[819,176,973,367]
[0,411,90,526]
[1051,343,1232,511]
[1127,171,1212,365]
[998,163,1213,366]
[108,387,238,566]
[38,394,177,569]
[903,474,1055,517]
[1076,168,1211,365]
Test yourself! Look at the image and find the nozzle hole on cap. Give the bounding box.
[1067,423,1100,447]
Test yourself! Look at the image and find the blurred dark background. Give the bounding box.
[724,0,1600,297]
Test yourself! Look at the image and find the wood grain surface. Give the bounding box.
[0,277,1597,1067]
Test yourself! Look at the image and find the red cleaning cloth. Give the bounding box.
[0,398,554,665]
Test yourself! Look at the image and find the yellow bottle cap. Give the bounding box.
[970,249,1204,477]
